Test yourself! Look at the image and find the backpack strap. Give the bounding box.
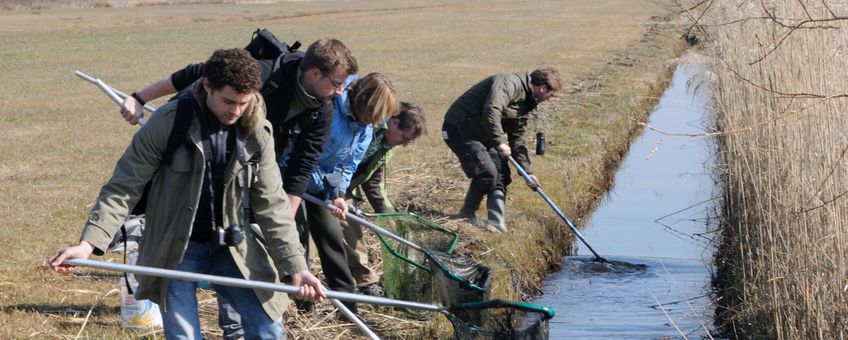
[163,90,198,165]
[130,90,197,216]
[125,90,202,287]
[261,51,303,99]
[120,224,134,294]
[260,56,283,98]
[265,54,305,156]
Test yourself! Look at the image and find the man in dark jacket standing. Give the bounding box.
[442,68,562,233]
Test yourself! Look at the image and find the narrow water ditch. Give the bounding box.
[534,58,717,339]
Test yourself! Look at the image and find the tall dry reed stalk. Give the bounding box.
[698,0,848,338]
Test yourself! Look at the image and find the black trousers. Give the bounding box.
[442,122,511,194]
[296,200,356,293]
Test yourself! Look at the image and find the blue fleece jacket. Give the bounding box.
[306,74,373,199]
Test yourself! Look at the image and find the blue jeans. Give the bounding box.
[162,240,284,339]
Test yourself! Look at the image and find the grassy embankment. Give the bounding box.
[698,1,848,338]
[0,1,685,338]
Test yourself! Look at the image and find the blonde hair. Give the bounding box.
[348,73,399,125]
[239,93,264,135]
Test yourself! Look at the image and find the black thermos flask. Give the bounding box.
[536,132,545,155]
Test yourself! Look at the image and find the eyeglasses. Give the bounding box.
[323,72,344,89]
[401,132,415,146]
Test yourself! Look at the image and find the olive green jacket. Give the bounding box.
[443,72,537,173]
[347,125,395,212]
[79,82,307,320]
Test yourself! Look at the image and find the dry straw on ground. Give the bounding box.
[697,0,848,338]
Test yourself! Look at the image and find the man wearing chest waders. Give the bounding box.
[442,68,562,233]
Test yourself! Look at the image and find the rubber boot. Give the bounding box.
[486,189,508,233]
[457,185,486,228]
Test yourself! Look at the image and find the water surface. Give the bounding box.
[535,63,716,339]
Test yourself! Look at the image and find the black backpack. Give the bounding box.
[245,28,300,60]
[243,29,321,160]
[244,28,302,97]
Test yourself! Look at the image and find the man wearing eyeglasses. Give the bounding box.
[341,102,427,296]
[442,68,563,233]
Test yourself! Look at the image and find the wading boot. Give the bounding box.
[457,186,486,228]
[486,189,508,233]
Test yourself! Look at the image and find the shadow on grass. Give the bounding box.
[74,269,123,278]
[3,303,120,317]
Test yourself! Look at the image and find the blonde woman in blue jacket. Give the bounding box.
[297,72,398,313]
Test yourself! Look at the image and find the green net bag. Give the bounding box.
[447,299,555,340]
[425,251,492,306]
[373,212,459,303]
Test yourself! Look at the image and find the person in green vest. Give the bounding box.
[342,102,427,295]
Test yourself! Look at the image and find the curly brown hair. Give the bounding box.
[202,48,262,94]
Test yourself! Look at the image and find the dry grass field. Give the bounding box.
[697,0,848,338]
[0,0,685,338]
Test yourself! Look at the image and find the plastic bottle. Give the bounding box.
[535,132,546,155]
[120,251,163,328]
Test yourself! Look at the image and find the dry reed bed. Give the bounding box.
[699,1,848,338]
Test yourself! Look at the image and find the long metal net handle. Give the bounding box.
[246,224,380,339]
[330,299,380,340]
[75,70,157,125]
[302,193,426,252]
[507,156,608,262]
[303,194,493,292]
[65,258,444,312]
